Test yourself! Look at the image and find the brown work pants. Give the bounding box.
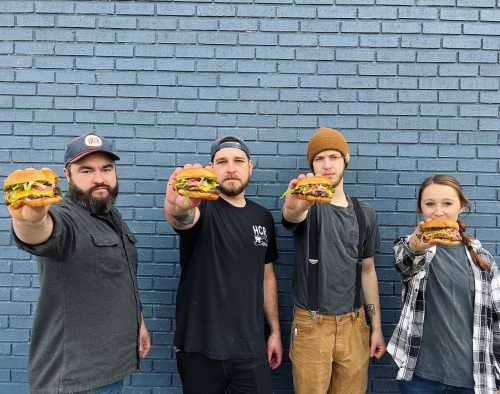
[289,306,370,394]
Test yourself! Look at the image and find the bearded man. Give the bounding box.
[164,136,282,394]
[7,133,150,394]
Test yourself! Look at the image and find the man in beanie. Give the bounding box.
[164,136,282,393]
[282,127,385,394]
[6,133,150,393]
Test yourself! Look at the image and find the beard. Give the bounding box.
[218,177,250,197]
[68,181,118,215]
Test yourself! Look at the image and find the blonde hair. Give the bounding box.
[418,174,490,271]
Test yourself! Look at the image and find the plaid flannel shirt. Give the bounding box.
[387,237,500,394]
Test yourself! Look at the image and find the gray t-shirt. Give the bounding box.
[283,197,380,314]
[415,244,474,388]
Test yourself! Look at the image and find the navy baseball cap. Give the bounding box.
[64,133,120,167]
[210,136,251,161]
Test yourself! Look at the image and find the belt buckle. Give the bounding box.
[309,310,319,320]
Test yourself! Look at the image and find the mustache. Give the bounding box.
[90,184,112,193]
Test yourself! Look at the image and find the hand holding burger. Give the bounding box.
[4,167,62,209]
[409,219,462,252]
[282,174,335,204]
[173,167,219,201]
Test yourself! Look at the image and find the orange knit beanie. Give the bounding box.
[307,127,350,170]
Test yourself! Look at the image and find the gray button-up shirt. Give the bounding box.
[14,197,141,393]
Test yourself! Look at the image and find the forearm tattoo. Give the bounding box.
[173,209,195,226]
[366,304,375,321]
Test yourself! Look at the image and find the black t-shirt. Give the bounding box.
[174,197,278,360]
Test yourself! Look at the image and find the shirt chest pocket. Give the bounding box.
[90,234,124,276]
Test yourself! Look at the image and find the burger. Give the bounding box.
[4,167,62,209]
[416,219,462,246]
[173,167,220,201]
[282,175,335,204]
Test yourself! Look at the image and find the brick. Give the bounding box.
[237,5,275,17]
[461,77,498,90]
[441,9,478,21]
[459,51,496,63]
[458,159,497,172]
[438,118,477,131]
[423,22,461,35]
[55,43,93,56]
[360,35,399,48]
[402,36,441,49]
[0,2,33,13]
[36,1,74,13]
[220,20,259,31]
[398,117,437,130]
[0,56,31,68]
[17,14,54,27]
[295,48,334,61]
[382,22,420,33]
[359,91,397,102]
[419,77,458,90]
[399,90,436,102]
[197,4,235,16]
[318,63,357,75]
[420,103,457,116]
[317,7,357,19]
[137,17,176,30]
[76,30,115,43]
[116,2,155,15]
[341,22,380,33]
[197,32,238,45]
[376,49,415,62]
[15,96,52,109]
[358,7,397,19]
[460,104,498,117]
[399,7,438,19]
[157,3,195,16]
[216,46,254,59]
[36,57,73,69]
[339,103,376,115]
[379,103,418,115]
[97,71,136,85]
[279,33,316,46]
[300,20,339,32]
[417,51,456,63]
[117,59,155,71]
[419,131,458,144]
[57,15,95,28]
[479,65,500,77]
[418,158,457,171]
[277,6,315,18]
[399,64,437,76]
[241,88,279,101]
[75,2,114,14]
[464,23,500,35]
[98,16,136,29]
[179,18,218,31]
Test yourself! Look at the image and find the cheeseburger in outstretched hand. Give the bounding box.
[4,167,62,209]
[174,167,220,201]
[416,219,461,246]
[282,175,335,204]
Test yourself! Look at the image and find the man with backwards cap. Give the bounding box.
[282,127,386,394]
[164,136,282,394]
[6,133,150,393]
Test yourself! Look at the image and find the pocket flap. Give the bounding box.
[91,234,119,247]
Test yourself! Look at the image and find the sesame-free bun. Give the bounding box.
[4,167,59,190]
[431,238,462,246]
[295,175,333,187]
[178,189,219,201]
[9,195,62,209]
[420,219,459,231]
[294,194,332,204]
[176,167,217,180]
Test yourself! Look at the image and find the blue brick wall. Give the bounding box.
[0,1,499,393]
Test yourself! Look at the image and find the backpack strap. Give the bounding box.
[351,197,365,311]
[306,204,319,317]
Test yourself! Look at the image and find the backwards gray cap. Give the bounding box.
[210,136,251,161]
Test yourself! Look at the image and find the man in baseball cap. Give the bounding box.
[164,135,282,393]
[282,127,385,394]
[8,132,149,393]
[64,132,120,167]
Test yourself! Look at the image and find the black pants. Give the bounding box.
[176,351,272,394]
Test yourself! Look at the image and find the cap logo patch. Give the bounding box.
[85,135,102,147]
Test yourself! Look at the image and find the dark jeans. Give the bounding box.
[176,351,272,394]
[399,375,474,394]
